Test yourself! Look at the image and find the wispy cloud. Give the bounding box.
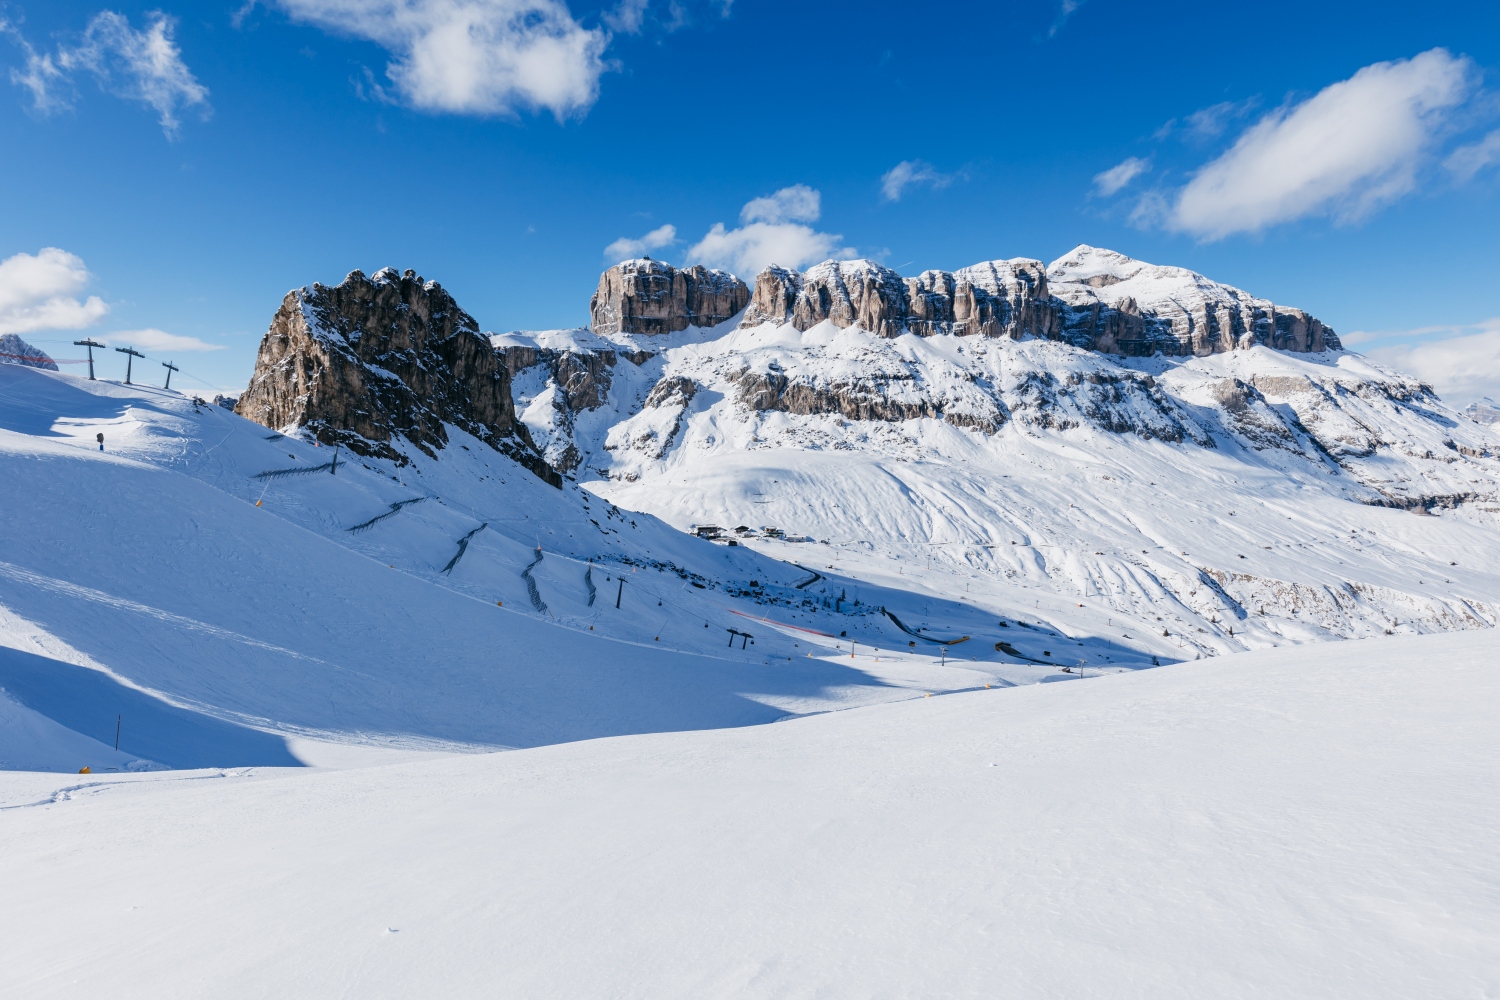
[1153,98,1260,143]
[0,248,109,335]
[880,160,958,202]
[4,12,210,137]
[273,0,608,119]
[604,223,677,261]
[1048,0,1083,37]
[1446,128,1500,182]
[105,328,224,353]
[687,185,853,277]
[1092,156,1150,196]
[1354,317,1500,407]
[1165,49,1476,239]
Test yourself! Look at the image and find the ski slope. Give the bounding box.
[0,364,1119,772]
[1,630,1495,998]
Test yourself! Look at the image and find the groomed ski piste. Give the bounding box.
[2,361,1498,997]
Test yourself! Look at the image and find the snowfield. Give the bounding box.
[2,327,1498,997]
[2,631,1496,998]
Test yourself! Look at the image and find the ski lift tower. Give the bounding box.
[161,360,179,390]
[115,346,145,385]
[73,339,105,380]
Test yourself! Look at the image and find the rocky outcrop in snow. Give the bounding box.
[1048,245,1339,356]
[742,258,1056,341]
[590,259,749,335]
[738,248,1332,357]
[237,267,559,485]
[1465,398,1500,426]
[0,334,57,370]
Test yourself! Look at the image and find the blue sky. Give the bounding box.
[2,0,1499,400]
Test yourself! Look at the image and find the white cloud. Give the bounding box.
[1169,49,1476,239]
[1446,128,1500,182]
[687,186,852,277]
[604,223,676,261]
[603,0,649,33]
[1092,157,1150,197]
[0,248,109,335]
[106,328,224,353]
[1048,0,1082,37]
[274,0,608,118]
[880,161,955,202]
[1359,318,1500,407]
[5,12,210,137]
[739,184,820,225]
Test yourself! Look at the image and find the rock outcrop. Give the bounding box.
[1464,397,1500,426]
[1048,245,1339,356]
[590,259,749,335]
[741,258,1057,341]
[0,334,58,370]
[237,267,559,485]
[735,247,1334,358]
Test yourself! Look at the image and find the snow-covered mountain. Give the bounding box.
[486,247,1500,652]
[5,245,1498,772]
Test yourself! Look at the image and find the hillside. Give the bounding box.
[2,631,1495,998]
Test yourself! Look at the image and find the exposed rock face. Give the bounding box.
[736,247,1332,358]
[1048,245,1339,356]
[590,259,749,335]
[1465,397,1500,426]
[493,340,630,475]
[0,334,57,370]
[746,260,911,335]
[742,258,1057,340]
[237,267,559,486]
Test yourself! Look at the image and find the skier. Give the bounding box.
[96,432,104,452]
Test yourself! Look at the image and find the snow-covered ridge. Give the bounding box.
[1048,245,1339,355]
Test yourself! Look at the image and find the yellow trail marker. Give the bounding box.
[496,601,503,607]
[79,766,90,774]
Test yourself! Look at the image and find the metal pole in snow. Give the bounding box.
[331,442,339,475]
[115,714,120,751]
[615,578,624,609]
[115,346,144,384]
[74,339,104,380]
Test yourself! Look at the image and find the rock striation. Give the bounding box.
[1047,245,1339,356]
[741,258,1056,340]
[590,259,749,335]
[734,246,1336,357]
[237,267,559,485]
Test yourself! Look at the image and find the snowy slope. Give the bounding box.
[0,364,1117,771]
[2,630,1495,998]
[493,249,1500,655]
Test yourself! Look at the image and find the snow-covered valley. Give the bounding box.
[2,245,1498,996]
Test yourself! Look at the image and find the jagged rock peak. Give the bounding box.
[590,258,750,335]
[741,257,1056,340]
[1047,245,1340,356]
[735,247,1337,357]
[236,267,559,485]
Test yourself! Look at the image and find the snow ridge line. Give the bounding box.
[0,560,330,665]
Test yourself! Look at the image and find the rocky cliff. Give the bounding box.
[736,247,1336,357]
[237,267,559,485]
[1048,245,1340,356]
[741,258,1056,340]
[590,259,749,335]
